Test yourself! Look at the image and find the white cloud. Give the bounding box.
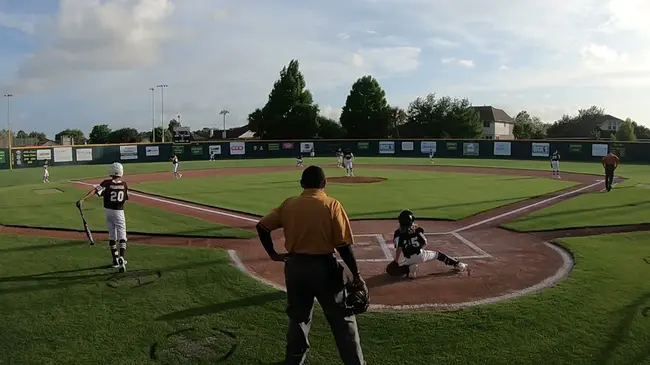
[457,59,475,68]
[440,57,474,68]
[0,12,37,34]
[428,37,459,48]
[319,105,342,121]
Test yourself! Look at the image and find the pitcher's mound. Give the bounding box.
[329,177,386,184]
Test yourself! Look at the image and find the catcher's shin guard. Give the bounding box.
[436,252,459,267]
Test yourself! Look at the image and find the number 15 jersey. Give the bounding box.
[96,179,129,210]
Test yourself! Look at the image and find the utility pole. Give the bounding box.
[3,94,12,169]
[149,87,155,142]
[156,84,168,142]
[219,109,230,139]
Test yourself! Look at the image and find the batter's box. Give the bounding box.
[339,234,393,263]
[422,232,492,260]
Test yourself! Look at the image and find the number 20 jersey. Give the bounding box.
[96,179,129,210]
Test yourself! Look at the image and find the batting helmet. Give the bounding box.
[398,209,415,227]
[109,162,124,178]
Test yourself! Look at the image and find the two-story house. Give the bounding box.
[598,115,625,133]
[473,106,515,140]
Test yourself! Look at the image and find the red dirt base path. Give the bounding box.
[1,164,639,311]
[328,176,386,184]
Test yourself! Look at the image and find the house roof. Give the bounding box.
[473,106,514,123]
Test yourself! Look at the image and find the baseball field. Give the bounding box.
[1,156,649,365]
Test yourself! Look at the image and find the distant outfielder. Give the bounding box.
[42,161,50,183]
[428,150,435,164]
[550,150,561,178]
[336,148,343,168]
[343,149,354,177]
[76,162,130,272]
[172,154,182,179]
[386,210,467,278]
[296,154,304,167]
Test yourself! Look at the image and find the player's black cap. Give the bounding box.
[301,165,326,189]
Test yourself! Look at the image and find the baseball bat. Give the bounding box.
[76,202,95,245]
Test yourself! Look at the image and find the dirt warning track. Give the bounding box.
[0,164,640,311]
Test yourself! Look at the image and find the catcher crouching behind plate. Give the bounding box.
[386,210,468,278]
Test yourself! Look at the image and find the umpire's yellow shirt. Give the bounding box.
[258,189,354,254]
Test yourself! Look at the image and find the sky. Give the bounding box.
[1,0,650,138]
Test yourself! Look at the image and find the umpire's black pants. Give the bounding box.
[605,165,616,190]
[284,253,365,365]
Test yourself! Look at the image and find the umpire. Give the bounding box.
[256,165,367,365]
[601,151,620,192]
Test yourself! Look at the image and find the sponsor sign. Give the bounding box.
[569,144,582,153]
[75,148,93,162]
[145,146,159,157]
[229,141,245,155]
[119,145,138,160]
[420,141,437,153]
[282,142,294,150]
[173,146,185,155]
[612,142,626,157]
[300,142,314,153]
[209,145,222,155]
[447,142,458,151]
[379,141,395,154]
[54,147,74,162]
[463,142,479,156]
[531,142,550,157]
[493,142,511,156]
[191,146,203,156]
[0,150,5,164]
[268,143,280,151]
[401,141,414,151]
[37,149,52,161]
[592,143,609,157]
[358,142,369,150]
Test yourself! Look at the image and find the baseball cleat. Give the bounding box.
[455,262,468,272]
[117,257,127,273]
[408,264,419,278]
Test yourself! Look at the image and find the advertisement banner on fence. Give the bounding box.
[379,141,395,154]
[463,142,479,156]
[37,149,52,161]
[54,147,73,162]
[612,142,626,157]
[531,142,549,157]
[447,142,458,151]
[191,146,203,156]
[401,141,414,151]
[268,143,279,151]
[493,142,511,156]
[0,150,5,164]
[75,148,93,162]
[300,142,314,153]
[420,141,437,153]
[570,144,582,153]
[282,142,294,150]
[145,146,159,157]
[592,143,608,157]
[358,142,369,150]
[209,145,222,155]
[173,146,184,155]
[119,145,138,160]
[230,141,245,155]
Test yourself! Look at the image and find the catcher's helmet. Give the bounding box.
[109,162,124,178]
[398,209,415,227]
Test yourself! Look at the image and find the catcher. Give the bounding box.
[386,210,468,278]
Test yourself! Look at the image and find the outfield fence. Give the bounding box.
[1,139,647,169]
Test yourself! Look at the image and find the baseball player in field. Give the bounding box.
[336,148,343,168]
[42,161,50,183]
[392,209,467,278]
[76,162,129,272]
[296,154,304,167]
[428,150,435,163]
[343,149,354,177]
[550,150,561,178]
[172,154,182,179]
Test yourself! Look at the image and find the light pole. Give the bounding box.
[3,94,12,169]
[219,109,229,139]
[149,88,155,142]
[156,84,168,142]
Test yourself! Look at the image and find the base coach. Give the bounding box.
[255,165,368,365]
[601,151,620,192]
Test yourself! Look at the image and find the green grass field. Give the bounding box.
[0,183,254,238]
[133,168,576,220]
[1,232,650,365]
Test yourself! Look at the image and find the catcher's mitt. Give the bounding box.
[345,280,369,315]
[385,261,409,277]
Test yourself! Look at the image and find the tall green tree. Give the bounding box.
[15,130,27,139]
[168,118,181,134]
[616,118,637,141]
[513,111,547,139]
[249,60,320,138]
[388,106,407,137]
[317,116,346,138]
[107,128,141,143]
[339,75,391,138]
[88,124,112,144]
[28,131,48,144]
[55,129,86,144]
[402,94,481,138]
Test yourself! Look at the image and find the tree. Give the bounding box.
[248,60,320,138]
[388,106,407,137]
[15,130,27,139]
[153,126,172,142]
[317,116,346,138]
[631,120,650,139]
[615,118,637,141]
[402,93,482,138]
[28,131,48,144]
[88,124,112,144]
[55,129,86,144]
[546,105,606,138]
[339,75,392,138]
[168,118,181,134]
[513,111,547,139]
[107,128,141,143]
